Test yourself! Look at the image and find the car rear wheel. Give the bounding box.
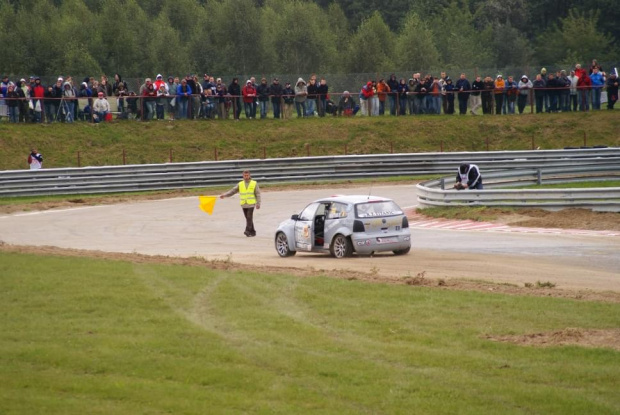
[275,232,296,257]
[393,247,411,255]
[330,234,352,258]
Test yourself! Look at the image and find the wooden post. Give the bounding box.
[214,148,218,161]
[531,135,535,150]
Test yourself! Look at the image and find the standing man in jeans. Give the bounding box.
[220,170,261,237]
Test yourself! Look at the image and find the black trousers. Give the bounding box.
[242,207,255,235]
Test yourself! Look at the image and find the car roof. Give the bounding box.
[315,195,393,205]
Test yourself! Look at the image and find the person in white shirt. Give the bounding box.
[93,91,111,123]
[28,148,43,170]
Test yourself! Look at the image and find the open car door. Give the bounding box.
[294,202,320,252]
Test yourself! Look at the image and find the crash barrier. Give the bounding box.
[0,148,618,198]
[416,165,620,212]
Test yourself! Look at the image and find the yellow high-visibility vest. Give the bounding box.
[239,180,257,205]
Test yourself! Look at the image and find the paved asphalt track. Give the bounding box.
[1,185,618,291]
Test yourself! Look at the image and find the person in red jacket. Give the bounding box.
[31,77,45,123]
[242,80,257,119]
[360,81,374,115]
[577,71,592,111]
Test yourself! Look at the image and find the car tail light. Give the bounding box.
[353,220,365,232]
[402,217,409,228]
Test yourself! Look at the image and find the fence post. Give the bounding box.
[537,169,542,185]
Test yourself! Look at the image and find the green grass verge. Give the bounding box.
[512,180,620,189]
[1,252,618,414]
[1,111,618,170]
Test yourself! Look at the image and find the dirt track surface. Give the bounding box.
[1,184,619,297]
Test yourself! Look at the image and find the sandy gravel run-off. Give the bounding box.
[1,184,619,296]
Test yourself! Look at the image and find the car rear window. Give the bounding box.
[355,201,403,218]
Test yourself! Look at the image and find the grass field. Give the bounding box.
[1,251,619,414]
[1,110,619,170]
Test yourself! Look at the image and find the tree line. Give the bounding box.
[0,0,617,78]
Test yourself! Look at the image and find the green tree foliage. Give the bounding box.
[535,10,614,66]
[430,1,494,70]
[394,11,440,72]
[261,0,339,74]
[489,23,533,68]
[0,0,617,78]
[345,12,395,73]
[206,0,264,74]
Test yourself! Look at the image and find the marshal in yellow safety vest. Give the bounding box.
[238,180,257,205]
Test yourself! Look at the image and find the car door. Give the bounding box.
[294,202,320,251]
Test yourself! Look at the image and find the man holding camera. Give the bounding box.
[454,163,483,190]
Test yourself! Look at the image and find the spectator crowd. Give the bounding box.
[0,60,617,124]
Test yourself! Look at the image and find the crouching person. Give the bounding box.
[93,91,110,123]
[454,163,483,190]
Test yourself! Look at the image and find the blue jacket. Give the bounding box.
[177,83,192,98]
[590,72,605,87]
[455,78,471,97]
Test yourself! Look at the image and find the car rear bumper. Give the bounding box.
[351,233,411,254]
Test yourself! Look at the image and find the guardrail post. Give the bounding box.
[440,178,445,190]
[486,137,489,151]
[169,149,173,163]
[77,151,81,167]
[531,135,535,150]
[123,148,126,165]
[214,147,218,161]
[537,169,542,185]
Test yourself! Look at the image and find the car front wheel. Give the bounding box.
[275,232,296,257]
[330,234,353,258]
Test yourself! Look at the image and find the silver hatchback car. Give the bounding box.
[274,195,411,258]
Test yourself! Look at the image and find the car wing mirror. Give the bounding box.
[291,214,299,220]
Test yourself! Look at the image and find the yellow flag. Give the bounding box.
[199,196,217,215]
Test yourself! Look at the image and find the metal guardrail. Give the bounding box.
[1,148,619,201]
[416,165,620,212]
